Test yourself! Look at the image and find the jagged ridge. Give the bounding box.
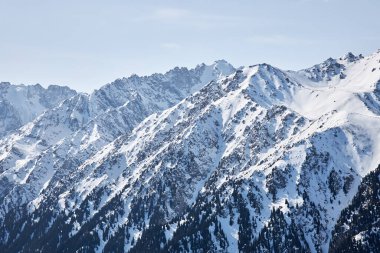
[0,51,380,253]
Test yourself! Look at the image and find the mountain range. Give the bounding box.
[0,51,379,253]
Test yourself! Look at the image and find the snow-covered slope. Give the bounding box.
[329,164,380,253]
[0,51,380,253]
[0,60,235,221]
[0,83,77,136]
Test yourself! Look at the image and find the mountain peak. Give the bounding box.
[211,59,235,76]
[339,52,363,63]
[298,56,345,82]
[213,59,230,65]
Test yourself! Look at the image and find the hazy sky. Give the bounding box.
[0,0,379,92]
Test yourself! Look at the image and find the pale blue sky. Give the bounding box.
[0,0,379,92]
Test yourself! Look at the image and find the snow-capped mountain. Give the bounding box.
[0,83,77,136]
[0,60,235,222]
[0,52,379,253]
